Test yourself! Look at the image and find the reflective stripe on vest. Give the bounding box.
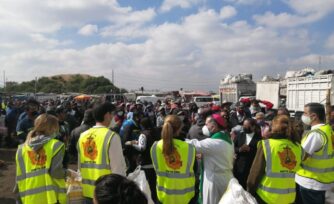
[263,140,295,179]
[17,141,63,181]
[297,125,334,184]
[79,130,113,170]
[257,139,302,204]
[19,185,67,197]
[157,185,195,195]
[151,141,195,179]
[16,139,66,204]
[258,184,296,194]
[151,139,195,204]
[79,128,114,198]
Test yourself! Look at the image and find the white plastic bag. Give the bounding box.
[66,170,85,204]
[219,178,257,204]
[128,166,154,204]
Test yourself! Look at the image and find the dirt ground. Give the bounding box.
[0,148,17,204]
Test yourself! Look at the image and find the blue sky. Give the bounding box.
[0,0,334,91]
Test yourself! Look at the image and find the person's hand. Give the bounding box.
[132,140,138,145]
[125,141,132,146]
[125,140,138,145]
[239,144,250,152]
[67,169,78,178]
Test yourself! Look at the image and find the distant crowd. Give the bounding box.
[2,95,333,204]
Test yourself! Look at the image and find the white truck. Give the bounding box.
[286,74,334,112]
[256,81,286,109]
[219,81,256,103]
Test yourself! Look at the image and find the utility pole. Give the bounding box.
[3,70,5,94]
[112,69,115,85]
[34,77,37,99]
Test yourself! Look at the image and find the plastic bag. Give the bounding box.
[66,170,85,204]
[219,178,257,204]
[128,166,154,204]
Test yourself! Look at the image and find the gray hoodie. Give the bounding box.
[28,135,67,179]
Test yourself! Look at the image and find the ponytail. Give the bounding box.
[25,130,37,144]
[162,121,174,156]
[161,115,182,156]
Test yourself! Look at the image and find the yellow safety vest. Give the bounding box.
[296,124,334,184]
[78,127,115,198]
[151,139,195,204]
[257,139,302,204]
[16,139,66,204]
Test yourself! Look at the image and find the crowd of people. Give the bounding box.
[1,95,333,204]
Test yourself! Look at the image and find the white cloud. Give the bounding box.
[224,0,269,5]
[100,8,156,38]
[1,9,320,90]
[160,0,202,12]
[0,0,156,54]
[220,6,237,20]
[78,24,98,36]
[326,33,334,50]
[254,0,334,28]
[288,54,334,69]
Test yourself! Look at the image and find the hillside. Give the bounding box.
[48,74,92,82]
[2,74,125,94]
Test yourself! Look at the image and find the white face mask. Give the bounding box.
[109,116,117,128]
[302,115,311,126]
[202,125,211,137]
[178,116,185,121]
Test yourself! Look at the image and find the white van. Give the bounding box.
[136,95,162,104]
[193,96,213,107]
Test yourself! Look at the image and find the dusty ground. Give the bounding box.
[0,148,17,204]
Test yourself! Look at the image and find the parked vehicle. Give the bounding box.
[286,74,334,112]
[256,81,286,109]
[104,94,126,103]
[136,95,163,104]
[219,81,256,103]
[193,96,213,107]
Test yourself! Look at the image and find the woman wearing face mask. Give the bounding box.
[187,114,234,204]
[233,118,262,189]
[15,114,76,204]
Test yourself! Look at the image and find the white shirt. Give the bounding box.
[245,132,254,145]
[132,133,147,151]
[295,124,334,191]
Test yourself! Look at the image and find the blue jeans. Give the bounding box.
[296,184,326,204]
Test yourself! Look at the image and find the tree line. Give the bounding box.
[1,74,127,94]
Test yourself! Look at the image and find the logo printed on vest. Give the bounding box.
[164,149,182,170]
[278,146,297,170]
[83,135,98,160]
[28,148,47,166]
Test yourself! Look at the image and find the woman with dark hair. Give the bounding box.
[150,115,196,204]
[125,117,159,202]
[187,114,234,204]
[233,118,262,189]
[247,115,302,204]
[94,174,147,204]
